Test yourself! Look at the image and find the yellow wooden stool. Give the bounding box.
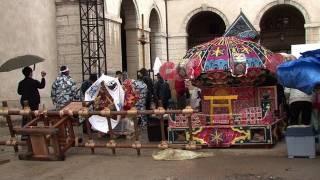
[204,95,238,124]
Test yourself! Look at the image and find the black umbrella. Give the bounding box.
[0,55,44,72]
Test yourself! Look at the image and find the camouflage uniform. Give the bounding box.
[51,74,79,110]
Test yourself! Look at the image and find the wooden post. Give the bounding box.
[127,107,141,156]
[22,100,32,127]
[187,114,193,142]
[183,105,195,150]
[141,14,145,68]
[83,102,94,154]
[43,104,50,127]
[42,105,51,145]
[160,115,166,142]
[158,101,165,141]
[154,106,167,149]
[133,116,140,155]
[106,114,116,155]
[2,101,18,152]
[52,134,62,156]
[66,117,75,149]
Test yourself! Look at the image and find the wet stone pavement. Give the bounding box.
[0,118,320,180]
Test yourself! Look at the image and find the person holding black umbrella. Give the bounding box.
[17,66,46,140]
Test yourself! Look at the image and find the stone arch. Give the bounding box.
[148,7,162,68]
[259,3,306,52]
[185,10,227,48]
[181,5,229,34]
[147,4,163,33]
[254,0,310,30]
[120,0,140,77]
[119,0,140,28]
[149,9,161,32]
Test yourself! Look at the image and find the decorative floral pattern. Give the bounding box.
[51,74,79,110]
[132,79,148,126]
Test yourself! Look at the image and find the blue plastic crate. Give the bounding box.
[285,125,316,158]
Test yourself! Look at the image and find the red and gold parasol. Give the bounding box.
[178,36,284,87]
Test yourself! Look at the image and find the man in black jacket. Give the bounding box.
[18,67,46,140]
[18,66,46,117]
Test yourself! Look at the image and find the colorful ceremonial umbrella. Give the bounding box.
[264,53,285,74]
[237,30,259,41]
[178,36,284,87]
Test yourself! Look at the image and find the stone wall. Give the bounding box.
[105,19,122,75]
[0,0,58,108]
[55,0,82,84]
[168,35,187,63]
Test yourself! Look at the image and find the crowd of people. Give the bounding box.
[16,65,201,134]
[113,68,199,112]
[17,63,319,140]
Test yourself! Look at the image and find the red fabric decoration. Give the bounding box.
[159,62,176,80]
[175,79,187,98]
[123,79,138,110]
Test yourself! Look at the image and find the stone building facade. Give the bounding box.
[0,0,320,107]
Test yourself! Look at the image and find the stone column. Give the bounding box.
[105,18,122,75]
[125,27,140,78]
[150,32,167,65]
[305,23,320,44]
[142,29,151,70]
